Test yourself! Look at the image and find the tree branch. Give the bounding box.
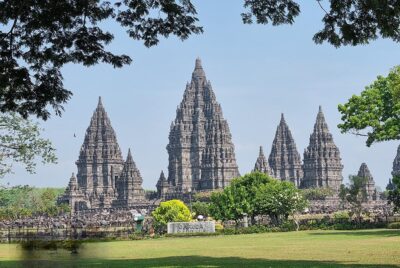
[0,18,18,42]
[349,131,369,137]
[316,0,330,16]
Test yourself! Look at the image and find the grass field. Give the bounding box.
[0,229,399,267]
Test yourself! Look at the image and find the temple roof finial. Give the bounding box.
[98,96,103,107]
[281,113,286,123]
[192,58,206,78]
[259,146,264,156]
[126,148,133,162]
[195,57,202,68]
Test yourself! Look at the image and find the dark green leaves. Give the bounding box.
[242,0,300,25]
[0,0,202,120]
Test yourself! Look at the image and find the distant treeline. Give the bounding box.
[0,185,69,220]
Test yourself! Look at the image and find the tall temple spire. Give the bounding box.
[392,144,400,177]
[302,106,343,192]
[268,114,303,186]
[167,58,240,191]
[75,97,124,206]
[253,146,274,177]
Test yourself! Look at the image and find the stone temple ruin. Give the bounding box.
[60,58,387,211]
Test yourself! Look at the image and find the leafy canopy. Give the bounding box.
[338,66,400,146]
[0,0,202,120]
[2,1,400,119]
[0,185,68,219]
[209,172,307,225]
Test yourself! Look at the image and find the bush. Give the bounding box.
[215,222,224,231]
[388,222,400,229]
[152,200,191,233]
[333,210,350,221]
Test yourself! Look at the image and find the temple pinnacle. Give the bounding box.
[192,58,206,78]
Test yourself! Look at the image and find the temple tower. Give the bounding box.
[156,171,170,199]
[253,146,274,177]
[75,97,124,208]
[302,106,343,191]
[115,149,145,207]
[268,114,303,186]
[166,58,240,191]
[357,163,378,201]
[392,144,400,177]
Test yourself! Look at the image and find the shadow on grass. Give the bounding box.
[307,229,400,237]
[0,255,398,268]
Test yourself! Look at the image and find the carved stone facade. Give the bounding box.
[114,149,146,207]
[268,114,303,187]
[253,146,274,177]
[60,98,146,210]
[163,58,240,195]
[357,163,379,201]
[392,144,400,177]
[302,107,343,192]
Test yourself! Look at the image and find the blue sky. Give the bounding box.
[5,0,400,190]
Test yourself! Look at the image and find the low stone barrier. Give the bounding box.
[167,221,215,234]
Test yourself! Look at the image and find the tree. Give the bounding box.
[388,175,400,212]
[191,201,210,218]
[209,172,307,227]
[338,66,400,147]
[0,185,67,219]
[2,1,400,119]
[209,172,271,225]
[209,183,251,227]
[242,1,400,47]
[255,179,307,226]
[152,199,191,233]
[0,113,56,177]
[0,0,202,120]
[339,175,368,222]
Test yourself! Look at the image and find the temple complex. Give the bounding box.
[60,59,390,212]
[302,107,343,192]
[253,146,274,177]
[268,114,303,187]
[160,58,240,196]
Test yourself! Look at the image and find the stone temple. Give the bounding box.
[60,97,147,211]
[268,114,303,187]
[357,163,379,201]
[302,106,343,192]
[253,146,274,177]
[158,58,240,197]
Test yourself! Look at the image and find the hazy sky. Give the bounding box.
[5,0,400,190]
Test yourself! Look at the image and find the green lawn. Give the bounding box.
[0,229,399,267]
